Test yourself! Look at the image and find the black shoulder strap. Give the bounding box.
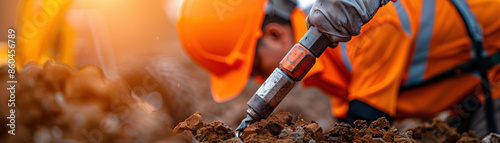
[450,0,497,134]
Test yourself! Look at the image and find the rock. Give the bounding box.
[196,121,235,142]
[481,133,500,143]
[407,118,462,142]
[305,122,323,140]
[173,112,204,135]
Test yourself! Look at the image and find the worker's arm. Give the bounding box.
[306,0,393,46]
[346,13,412,124]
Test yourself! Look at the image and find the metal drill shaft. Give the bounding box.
[235,68,296,138]
[235,27,332,138]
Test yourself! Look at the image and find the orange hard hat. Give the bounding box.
[177,0,267,102]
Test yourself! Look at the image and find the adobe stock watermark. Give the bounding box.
[212,0,243,21]
[6,28,17,136]
[5,0,68,136]
[446,85,482,130]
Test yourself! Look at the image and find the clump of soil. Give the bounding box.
[407,118,480,143]
[171,112,239,142]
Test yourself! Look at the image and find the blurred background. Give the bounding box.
[0,0,334,142]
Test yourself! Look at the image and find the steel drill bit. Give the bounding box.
[235,115,254,138]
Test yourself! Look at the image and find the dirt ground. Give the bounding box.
[166,112,482,143]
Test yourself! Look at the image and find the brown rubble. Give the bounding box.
[172,112,417,143]
[407,118,480,143]
[172,112,238,142]
[170,112,485,143]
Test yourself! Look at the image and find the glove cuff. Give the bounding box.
[380,0,393,7]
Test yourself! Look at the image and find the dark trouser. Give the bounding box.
[469,98,500,139]
[447,98,500,139]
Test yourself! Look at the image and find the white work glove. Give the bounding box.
[306,0,392,45]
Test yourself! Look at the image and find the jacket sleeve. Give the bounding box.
[345,9,413,124]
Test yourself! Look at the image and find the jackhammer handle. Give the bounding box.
[278,26,334,81]
[299,26,335,58]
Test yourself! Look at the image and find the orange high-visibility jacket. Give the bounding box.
[302,0,500,120]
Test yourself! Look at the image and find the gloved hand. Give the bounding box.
[306,0,392,45]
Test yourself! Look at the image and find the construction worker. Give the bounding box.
[13,0,76,67]
[177,0,500,138]
[3,0,121,79]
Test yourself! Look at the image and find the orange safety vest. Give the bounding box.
[301,0,500,120]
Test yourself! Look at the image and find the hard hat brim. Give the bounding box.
[209,40,256,103]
